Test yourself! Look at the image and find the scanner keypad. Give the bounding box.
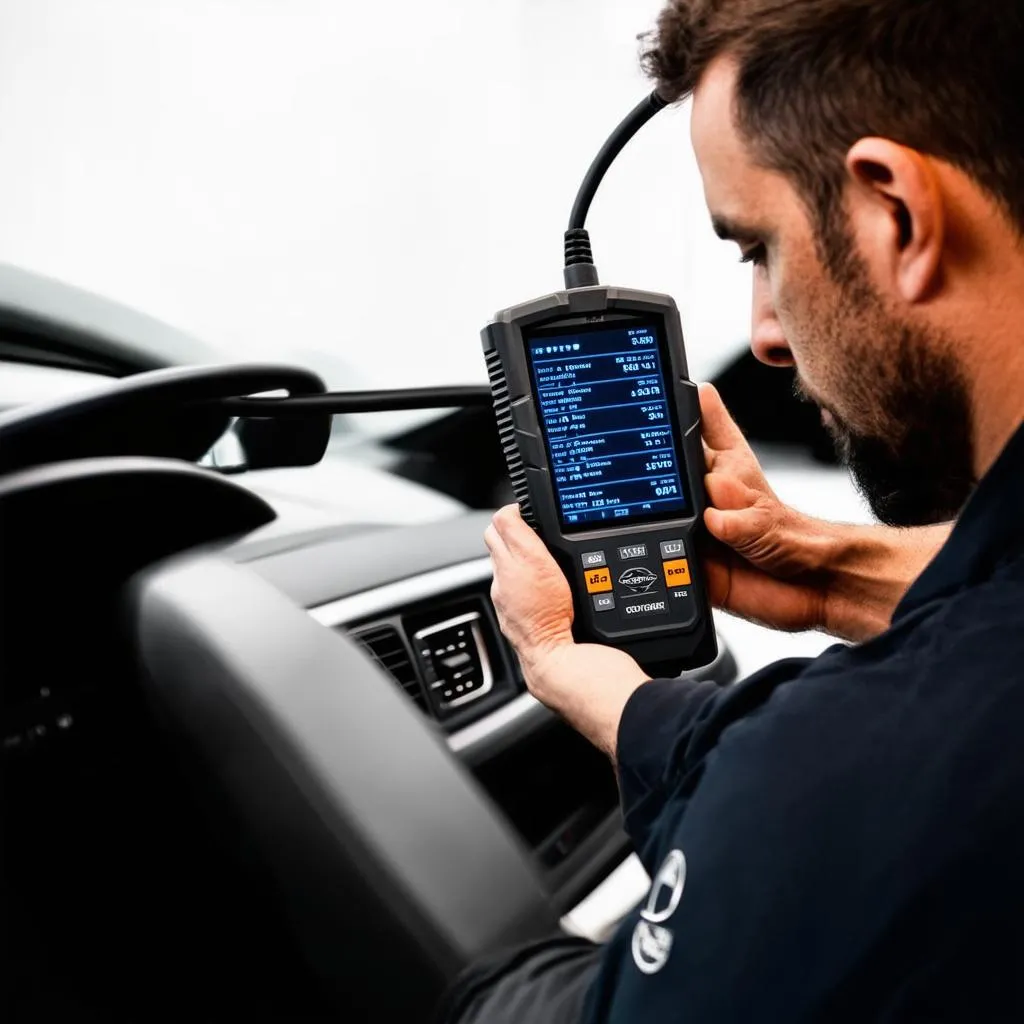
[578,533,698,633]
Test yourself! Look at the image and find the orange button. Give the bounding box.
[584,566,613,593]
[663,558,691,587]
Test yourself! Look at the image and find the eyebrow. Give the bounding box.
[711,215,762,243]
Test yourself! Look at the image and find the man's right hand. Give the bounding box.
[698,383,951,643]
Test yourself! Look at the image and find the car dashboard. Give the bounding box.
[232,509,733,914]
[2,502,734,935]
[0,274,841,1021]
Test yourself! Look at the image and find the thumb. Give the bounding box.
[493,503,541,555]
[705,503,773,552]
[699,382,748,452]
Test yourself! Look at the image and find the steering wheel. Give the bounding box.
[0,457,556,1020]
[0,367,558,1021]
[131,544,557,1016]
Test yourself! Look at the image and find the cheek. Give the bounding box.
[771,270,863,417]
[770,272,818,370]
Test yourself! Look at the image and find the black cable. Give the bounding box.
[220,96,672,416]
[563,90,669,290]
[220,385,492,417]
[567,91,669,231]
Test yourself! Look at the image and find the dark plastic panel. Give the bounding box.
[242,510,494,607]
[131,555,557,1016]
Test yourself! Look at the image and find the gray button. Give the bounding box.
[592,593,616,612]
[617,543,648,560]
[659,538,686,559]
[581,550,607,568]
[622,596,669,618]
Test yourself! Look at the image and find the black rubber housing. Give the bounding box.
[482,286,717,672]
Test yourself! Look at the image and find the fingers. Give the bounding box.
[486,504,575,659]
[705,472,776,550]
[704,503,769,550]
[704,471,754,511]
[491,503,545,558]
[702,438,717,472]
[698,382,748,452]
[484,520,510,562]
[704,505,741,545]
[701,384,777,499]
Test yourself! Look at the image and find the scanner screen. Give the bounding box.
[526,320,689,530]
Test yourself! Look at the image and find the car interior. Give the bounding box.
[0,257,842,1021]
[0,1,856,1009]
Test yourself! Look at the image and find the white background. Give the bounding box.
[0,0,751,388]
[0,0,870,676]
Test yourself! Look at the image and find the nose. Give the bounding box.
[750,266,794,368]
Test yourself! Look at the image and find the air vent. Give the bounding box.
[412,609,494,717]
[352,624,428,712]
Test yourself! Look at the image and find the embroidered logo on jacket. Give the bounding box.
[631,849,686,975]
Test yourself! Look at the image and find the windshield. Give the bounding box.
[0,0,751,393]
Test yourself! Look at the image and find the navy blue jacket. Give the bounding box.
[443,422,1024,1023]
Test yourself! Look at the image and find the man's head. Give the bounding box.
[645,0,1024,525]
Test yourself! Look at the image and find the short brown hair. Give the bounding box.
[642,0,1024,274]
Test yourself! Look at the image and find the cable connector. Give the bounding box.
[561,90,669,290]
[563,228,599,290]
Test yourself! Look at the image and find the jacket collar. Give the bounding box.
[895,420,1024,620]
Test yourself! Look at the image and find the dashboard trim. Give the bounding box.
[447,691,550,756]
[309,557,493,628]
[307,556,554,757]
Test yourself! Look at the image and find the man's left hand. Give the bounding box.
[485,504,649,759]
[484,504,575,665]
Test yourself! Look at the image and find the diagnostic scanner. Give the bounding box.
[482,93,716,672]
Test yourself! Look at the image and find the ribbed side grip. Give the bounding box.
[484,349,538,527]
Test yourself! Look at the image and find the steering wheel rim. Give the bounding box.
[0,452,556,1021]
[129,551,557,1018]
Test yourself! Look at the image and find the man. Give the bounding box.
[442,0,1024,1020]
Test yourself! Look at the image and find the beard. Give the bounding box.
[795,281,976,527]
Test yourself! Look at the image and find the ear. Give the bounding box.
[845,137,944,303]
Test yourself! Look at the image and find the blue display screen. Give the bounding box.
[526,321,689,530]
